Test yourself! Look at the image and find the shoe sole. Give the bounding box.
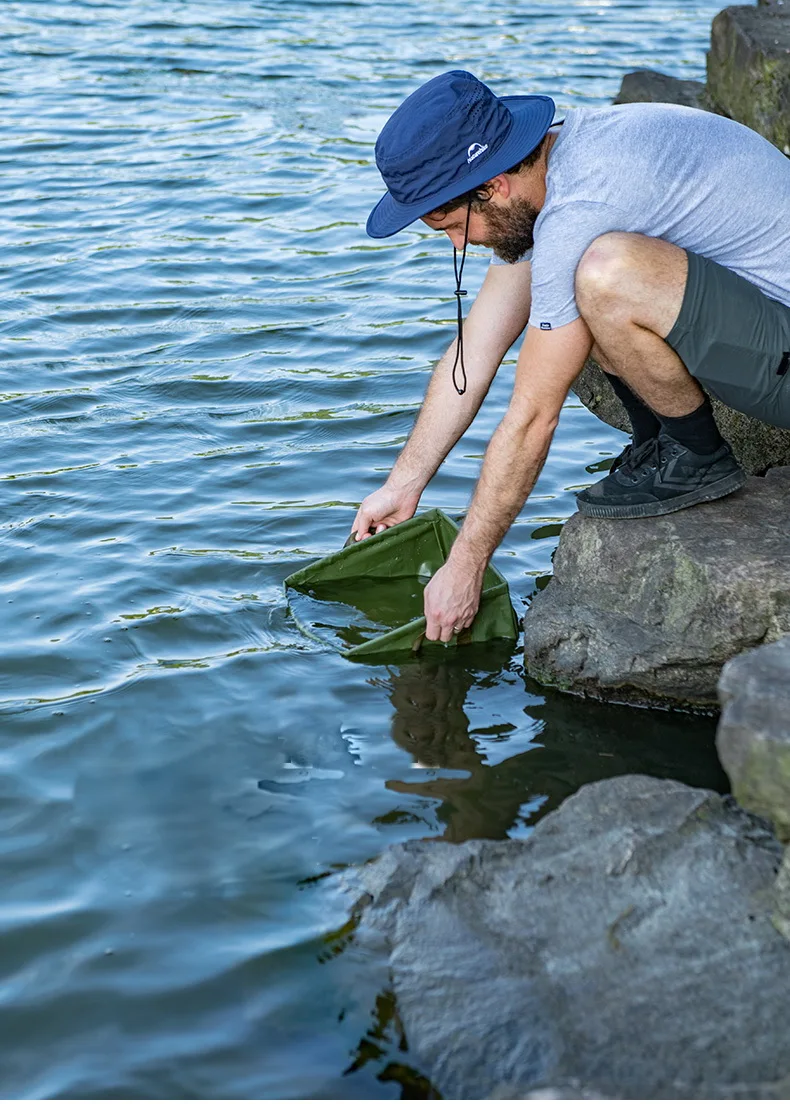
[576,468,748,520]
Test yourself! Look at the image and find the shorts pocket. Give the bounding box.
[691,339,789,422]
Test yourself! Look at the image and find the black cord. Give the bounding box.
[451,199,472,396]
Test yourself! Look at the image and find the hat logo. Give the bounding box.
[466,141,489,164]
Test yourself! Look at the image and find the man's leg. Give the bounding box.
[591,342,661,447]
[574,231,745,519]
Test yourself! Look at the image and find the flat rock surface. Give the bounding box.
[718,636,790,840]
[357,775,789,1099]
[522,467,790,707]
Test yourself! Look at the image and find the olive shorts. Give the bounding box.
[666,250,790,428]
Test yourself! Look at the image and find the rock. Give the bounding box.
[573,358,790,476]
[707,5,790,154]
[357,775,788,1100]
[522,467,790,708]
[716,636,790,841]
[613,68,710,110]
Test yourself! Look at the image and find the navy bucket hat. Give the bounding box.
[367,70,555,239]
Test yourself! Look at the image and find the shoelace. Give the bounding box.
[619,436,682,483]
[451,200,472,396]
[620,437,661,477]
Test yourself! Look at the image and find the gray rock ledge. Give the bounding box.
[357,775,789,1100]
[522,467,790,708]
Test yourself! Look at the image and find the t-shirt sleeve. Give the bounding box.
[527,200,628,331]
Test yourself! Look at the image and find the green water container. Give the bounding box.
[284,508,519,660]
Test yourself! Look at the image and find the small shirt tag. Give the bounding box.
[540,322,552,331]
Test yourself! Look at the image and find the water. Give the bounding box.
[0,0,730,1096]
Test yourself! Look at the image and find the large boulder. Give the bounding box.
[717,636,790,841]
[522,467,790,708]
[612,68,710,110]
[357,774,788,1099]
[708,5,790,154]
[573,358,790,476]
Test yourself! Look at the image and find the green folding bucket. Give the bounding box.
[284,508,519,660]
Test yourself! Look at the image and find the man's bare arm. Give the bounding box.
[423,317,594,640]
[352,260,533,538]
[456,317,593,563]
[389,260,534,492]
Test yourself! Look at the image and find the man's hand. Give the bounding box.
[423,556,485,643]
[351,483,420,541]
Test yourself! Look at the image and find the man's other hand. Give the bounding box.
[423,559,485,643]
[351,484,420,542]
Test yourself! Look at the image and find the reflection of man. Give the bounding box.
[384,655,528,842]
[351,70,790,642]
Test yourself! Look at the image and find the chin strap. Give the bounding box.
[451,199,472,396]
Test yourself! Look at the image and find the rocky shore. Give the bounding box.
[358,774,790,1099]
[355,646,790,1097]
[349,3,790,1097]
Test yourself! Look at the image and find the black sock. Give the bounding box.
[603,372,661,446]
[658,395,724,454]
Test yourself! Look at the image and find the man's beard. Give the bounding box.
[483,197,540,265]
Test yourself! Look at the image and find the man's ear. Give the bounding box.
[485,173,513,200]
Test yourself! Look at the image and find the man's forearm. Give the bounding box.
[451,411,557,571]
[420,318,591,639]
[386,337,493,496]
[386,261,534,499]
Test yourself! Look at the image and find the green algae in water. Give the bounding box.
[289,575,429,650]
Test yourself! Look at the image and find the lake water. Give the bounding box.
[1,0,731,1096]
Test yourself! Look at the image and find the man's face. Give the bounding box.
[421,195,539,264]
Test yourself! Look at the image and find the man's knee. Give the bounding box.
[575,231,646,309]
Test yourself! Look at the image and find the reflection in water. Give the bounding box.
[344,989,439,1099]
[383,649,727,843]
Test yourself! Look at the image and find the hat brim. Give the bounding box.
[366,94,555,239]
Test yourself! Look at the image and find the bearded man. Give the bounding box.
[351,70,790,643]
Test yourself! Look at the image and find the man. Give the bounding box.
[351,70,790,643]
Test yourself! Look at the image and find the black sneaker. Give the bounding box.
[576,433,747,519]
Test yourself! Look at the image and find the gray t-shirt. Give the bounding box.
[491,102,790,330]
